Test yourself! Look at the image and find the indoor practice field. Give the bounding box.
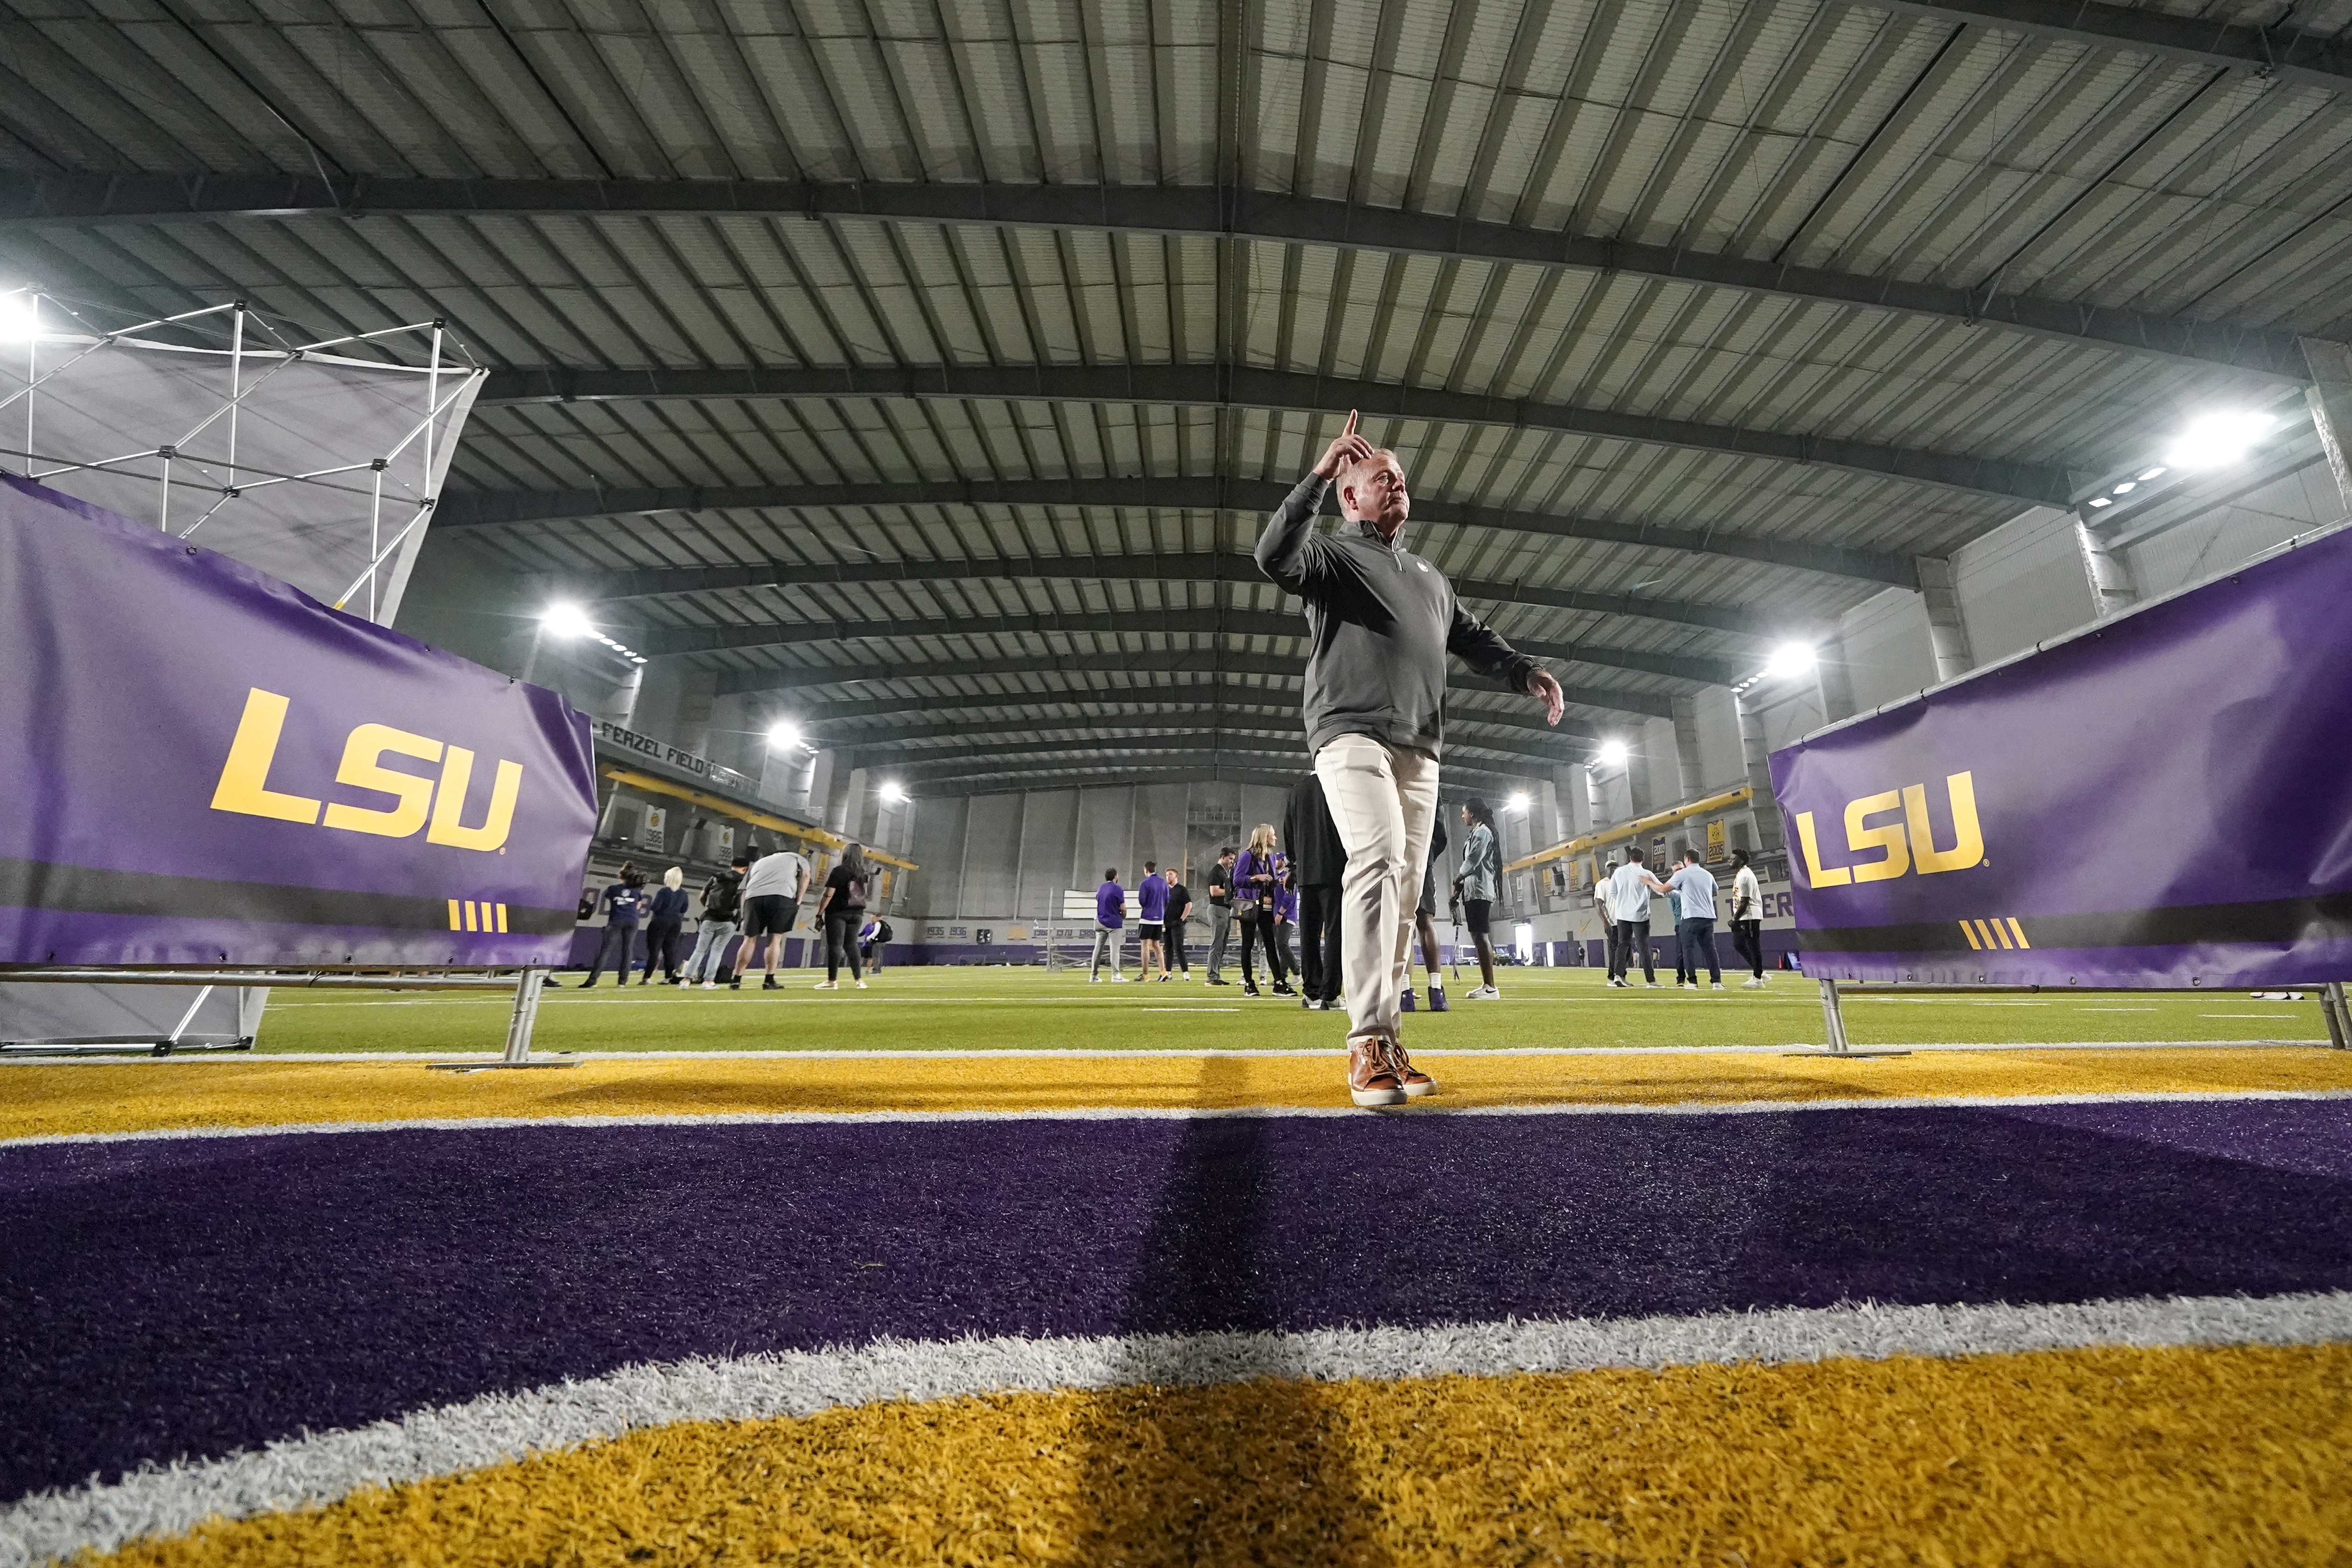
[243,966,2340,1057]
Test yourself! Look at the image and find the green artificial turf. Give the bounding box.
[246,964,2338,1056]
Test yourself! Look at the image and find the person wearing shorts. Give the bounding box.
[735,845,808,992]
[1452,798,1503,999]
[1137,861,1169,981]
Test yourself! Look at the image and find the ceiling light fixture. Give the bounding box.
[1597,739,1629,768]
[2165,411,2275,471]
[1762,642,1817,680]
[540,602,594,639]
[1507,791,1529,811]
[0,291,39,341]
[880,780,909,804]
[766,721,801,750]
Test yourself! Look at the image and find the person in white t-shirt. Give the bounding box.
[1603,848,1670,988]
[734,845,810,992]
[1728,849,1768,987]
[1666,849,1723,990]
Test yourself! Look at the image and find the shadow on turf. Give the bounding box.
[1064,1053,1390,1566]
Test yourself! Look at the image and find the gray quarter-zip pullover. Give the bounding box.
[1255,473,1536,757]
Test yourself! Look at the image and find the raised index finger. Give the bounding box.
[1342,409,1358,438]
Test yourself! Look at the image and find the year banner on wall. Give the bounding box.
[0,474,598,966]
[1771,521,2352,989]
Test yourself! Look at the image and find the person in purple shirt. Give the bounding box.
[1136,860,1169,983]
[1088,869,1128,983]
[1233,824,1295,999]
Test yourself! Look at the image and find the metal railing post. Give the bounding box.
[501,967,547,1062]
[2324,981,2351,1051]
[1819,977,1849,1055]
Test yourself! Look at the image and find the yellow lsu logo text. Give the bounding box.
[210,687,523,852]
[1795,770,1983,888]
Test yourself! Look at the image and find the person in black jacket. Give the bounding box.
[580,863,645,987]
[684,855,747,988]
[1203,848,1238,984]
[1283,772,1348,1010]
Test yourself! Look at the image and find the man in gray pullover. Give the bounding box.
[1257,412,1566,1106]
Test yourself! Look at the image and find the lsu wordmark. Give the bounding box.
[210,687,524,852]
[1795,770,1982,889]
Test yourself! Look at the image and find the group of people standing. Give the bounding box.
[1591,845,1769,989]
[1085,777,1514,1014]
[575,841,890,992]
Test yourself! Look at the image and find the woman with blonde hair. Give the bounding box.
[643,866,691,985]
[1231,823,1294,999]
[814,842,873,990]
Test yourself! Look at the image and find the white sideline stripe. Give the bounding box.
[3,1290,2347,1567]
[0,1038,2325,1067]
[5,1088,2348,1153]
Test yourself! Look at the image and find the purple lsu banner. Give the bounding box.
[1771,521,2352,988]
[0,473,597,966]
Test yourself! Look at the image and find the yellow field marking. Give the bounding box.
[4,1048,2351,1142]
[98,1343,2352,1568]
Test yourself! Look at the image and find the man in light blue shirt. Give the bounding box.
[1667,850,1724,990]
[1604,849,1669,988]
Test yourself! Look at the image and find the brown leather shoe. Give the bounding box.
[1386,1041,1436,1098]
[1349,1038,1407,1108]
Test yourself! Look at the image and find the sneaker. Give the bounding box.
[1711,982,1726,991]
[1606,977,1626,988]
[1385,1041,1436,1099]
[1644,981,1663,989]
[574,980,596,988]
[1205,976,1229,986]
[855,980,868,990]
[1089,976,1103,984]
[1467,984,1500,1000]
[813,980,838,990]
[762,977,780,991]
[1243,983,1262,998]
[1348,1039,1407,1108]
[726,977,741,990]
[1159,973,1173,983]
[1428,985,1449,1012]
[1300,994,1313,1009]
[1679,980,1695,990]
[1110,975,1130,983]
[1401,987,1417,1012]
[1741,977,1765,989]
[1271,981,1297,998]
[700,980,717,990]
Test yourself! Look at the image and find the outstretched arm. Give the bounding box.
[1256,411,1372,594]
[1447,603,1565,726]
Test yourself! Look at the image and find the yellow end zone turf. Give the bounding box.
[95,1342,2352,1567]
[6,1047,2351,1141]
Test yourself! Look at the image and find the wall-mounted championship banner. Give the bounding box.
[0,474,598,966]
[1773,521,2352,988]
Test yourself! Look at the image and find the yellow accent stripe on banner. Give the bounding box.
[1987,919,2013,950]
[462,901,478,933]
[495,903,509,934]
[2008,917,2031,949]
[92,1344,2352,1568]
[6,1050,2351,1143]
[1959,920,1982,950]
[445,899,461,932]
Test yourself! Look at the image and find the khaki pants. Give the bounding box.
[1313,733,1441,1045]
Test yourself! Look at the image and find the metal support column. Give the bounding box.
[1915,555,1974,683]
[1732,692,1787,857]
[428,967,571,1070]
[2075,520,2137,619]
[1781,977,1910,1058]
[1670,696,1707,800]
[2323,981,2351,1051]
[2302,338,2352,515]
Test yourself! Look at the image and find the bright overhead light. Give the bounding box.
[2165,411,2275,471]
[2136,466,2167,481]
[1597,739,1629,768]
[1763,641,1817,680]
[880,779,909,804]
[765,721,801,750]
[540,601,594,639]
[2087,496,2113,508]
[2111,480,2136,494]
[0,291,39,341]
[1507,791,1530,812]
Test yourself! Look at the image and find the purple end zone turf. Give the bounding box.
[2,1098,2348,1500]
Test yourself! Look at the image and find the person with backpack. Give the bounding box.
[859,913,893,973]
[685,854,747,989]
[814,842,874,990]
[579,863,646,987]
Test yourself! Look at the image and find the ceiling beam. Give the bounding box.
[645,607,1742,690]
[547,548,1819,642]
[893,741,1541,790]
[793,682,1298,725]
[826,710,1593,768]
[909,764,1306,799]
[465,481,1915,587]
[705,639,1692,717]
[474,363,2076,505]
[894,735,1311,774]
[0,175,2308,378]
[1843,0,2352,99]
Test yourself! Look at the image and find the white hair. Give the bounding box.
[663,866,684,889]
[1337,447,1403,520]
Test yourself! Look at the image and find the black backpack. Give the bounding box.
[703,871,743,923]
